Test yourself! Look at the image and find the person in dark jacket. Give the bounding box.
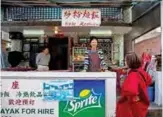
[4,51,33,71]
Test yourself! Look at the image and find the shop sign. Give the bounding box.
[0,79,73,117]
[59,80,105,117]
[62,9,101,27]
[1,78,110,117]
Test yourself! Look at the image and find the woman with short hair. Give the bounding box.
[117,52,152,117]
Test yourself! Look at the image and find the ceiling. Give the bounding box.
[1,0,135,7]
[2,26,132,37]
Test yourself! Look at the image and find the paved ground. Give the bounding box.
[116,96,162,117]
[147,103,162,117]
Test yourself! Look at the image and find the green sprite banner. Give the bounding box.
[59,80,105,117]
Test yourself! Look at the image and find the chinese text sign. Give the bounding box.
[62,9,101,27]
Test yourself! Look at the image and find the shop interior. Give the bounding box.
[2,26,132,71]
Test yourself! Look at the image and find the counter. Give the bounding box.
[0,71,116,117]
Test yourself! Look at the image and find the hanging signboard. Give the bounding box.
[62,9,101,27]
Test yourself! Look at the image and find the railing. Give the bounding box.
[2,7,124,22]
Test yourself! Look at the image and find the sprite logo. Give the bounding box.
[63,89,102,116]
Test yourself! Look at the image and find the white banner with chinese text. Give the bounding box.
[0,79,73,117]
[62,8,101,27]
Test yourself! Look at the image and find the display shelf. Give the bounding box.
[72,47,87,62]
[72,47,87,72]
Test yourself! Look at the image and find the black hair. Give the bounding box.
[125,52,141,69]
[40,46,48,52]
[8,51,24,67]
[89,36,98,43]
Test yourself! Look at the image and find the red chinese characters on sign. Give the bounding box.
[62,9,101,27]
[64,10,71,19]
[91,11,99,19]
[9,99,14,105]
[63,9,100,19]
[29,99,35,105]
[22,99,28,105]
[73,10,82,18]
[8,99,35,105]
[11,81,19,89]
[83,10,90,18]
[15,99,22,105]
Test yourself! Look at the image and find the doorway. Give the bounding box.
[48,37,68,70]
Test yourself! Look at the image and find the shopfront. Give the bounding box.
[1,1,162,117]
[0,5,127,117]
[1,7,131,72]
